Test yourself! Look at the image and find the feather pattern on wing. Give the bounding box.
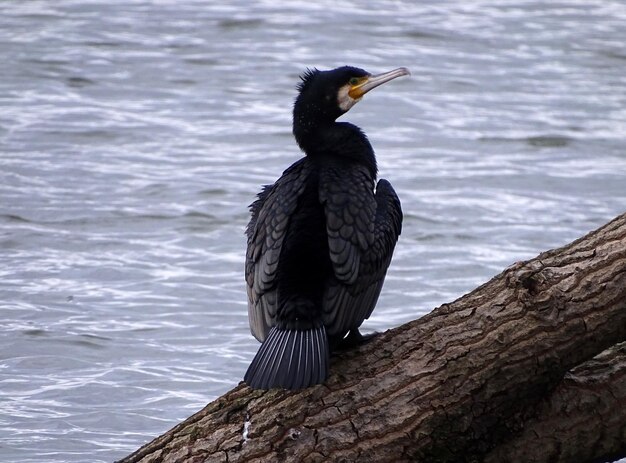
[245,158,312,341]
[320,172,402,337]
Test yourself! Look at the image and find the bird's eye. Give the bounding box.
[349,77,360,86]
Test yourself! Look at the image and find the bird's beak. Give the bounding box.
[348,67,411,99]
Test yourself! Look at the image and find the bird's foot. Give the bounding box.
[333,329,380,351]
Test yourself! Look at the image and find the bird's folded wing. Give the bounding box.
[320,174,402,336]
[245,158,310,341]
[319,164,376,285]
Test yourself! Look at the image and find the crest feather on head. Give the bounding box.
[297,68,320,93]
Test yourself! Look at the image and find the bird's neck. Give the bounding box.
[293,121,378,178]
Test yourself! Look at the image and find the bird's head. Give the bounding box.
[293,66,410,127]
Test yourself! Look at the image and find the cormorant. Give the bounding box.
[244,66,409,390]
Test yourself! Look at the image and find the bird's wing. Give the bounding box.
[319,169,402,337]
[245,158,310,342]
[319,164,376,285]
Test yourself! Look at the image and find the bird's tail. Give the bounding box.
[244,325,329,390]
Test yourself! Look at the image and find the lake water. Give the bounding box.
[1,1,625,461]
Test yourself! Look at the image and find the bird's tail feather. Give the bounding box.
[244,325,329,390]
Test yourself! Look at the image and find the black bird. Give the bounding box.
[244,66,409,390]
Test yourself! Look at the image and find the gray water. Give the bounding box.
[1,1,625,462]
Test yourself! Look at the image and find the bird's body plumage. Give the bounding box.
[244,66,407,390]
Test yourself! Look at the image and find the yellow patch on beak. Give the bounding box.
[348,77,370,100]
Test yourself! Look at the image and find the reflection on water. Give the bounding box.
[1,1,625,461]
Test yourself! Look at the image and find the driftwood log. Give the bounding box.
[119,213,626,463]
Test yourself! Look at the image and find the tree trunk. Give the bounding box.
[118,213,626,463]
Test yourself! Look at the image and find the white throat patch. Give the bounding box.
[337,83,361,112]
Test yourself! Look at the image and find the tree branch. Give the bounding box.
[118,213,626,463]
[485,341,626,463]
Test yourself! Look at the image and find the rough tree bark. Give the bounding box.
[485,341,626,463]
[118,213,626,463]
